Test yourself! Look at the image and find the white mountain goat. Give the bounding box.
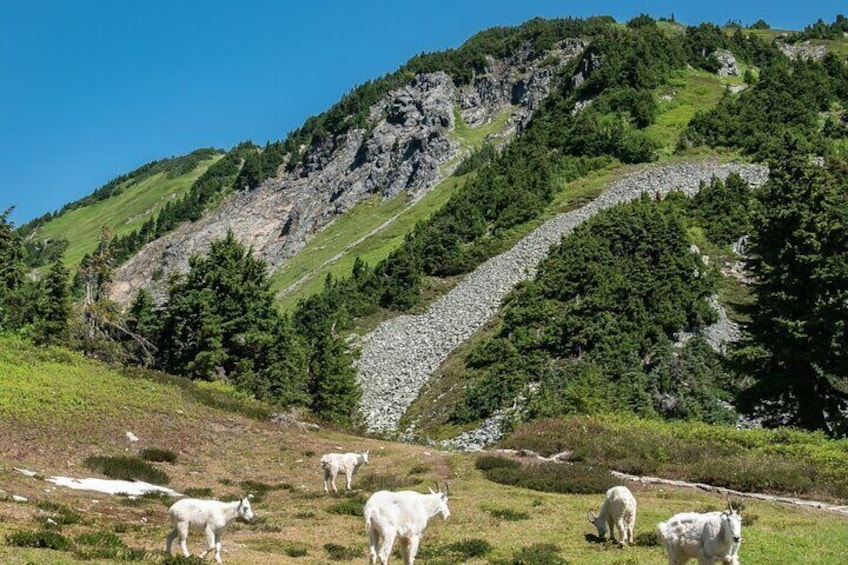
[321,450,369,493]
[656,500,742,565]
[165,495,255,563]
[588,485,637,546]
[364,484,450,565]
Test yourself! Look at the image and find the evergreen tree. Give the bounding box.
[737,149,848,433]
[0,208,27,331]
[34,259,71,344]
[157,231,315,407]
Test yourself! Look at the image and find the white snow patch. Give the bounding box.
[15,467,180,497]
[45,476,182,497]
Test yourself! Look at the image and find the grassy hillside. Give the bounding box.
[31,155,221,268]
[0,338,846,564]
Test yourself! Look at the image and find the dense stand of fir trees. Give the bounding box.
[4,15,847,433]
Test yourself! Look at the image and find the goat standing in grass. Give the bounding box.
[364,484,450,565]
[588,485,637,546]
[165,495,255,563]
[321,450,369,493]
[656,499,742,565]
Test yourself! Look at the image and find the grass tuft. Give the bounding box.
[323,542,361,560]
[6,529,72,551]
[139,447,177,463]
[84,455,170,485]
[326,495,366,517]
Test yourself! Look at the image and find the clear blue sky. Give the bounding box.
[1,0,844,225]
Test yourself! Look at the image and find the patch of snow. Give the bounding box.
[44,476,182,497]
[12,495,28,502]
[125,431,139,442]
[14,467,38,477]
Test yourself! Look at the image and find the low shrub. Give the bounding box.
[324,542,360,560]
[294,510,315,519]
[183,487,213,498]
[84,455,170,485]
[160,556,207,565]
[475,455,521,471]
[483,461,617,494]
[35,500,85,526]
[488,507,529,521]
[327,495,366,516]
[407,463,431,475]
[634,531,660,547]
[491,542,568,565]
[419,538,493,561]
[140,448,177,463]
[6,529,71,551]
[72,531,147,560]
[360,472,417,491]
[500,416,848,500]
[283,544,309,557]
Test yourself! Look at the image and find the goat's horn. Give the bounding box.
[444,481,450,496]
[587,510,595,524]
[726,495,733,512]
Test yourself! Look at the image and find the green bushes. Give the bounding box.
[326,495,367,516]
[83,455,170,485]
[491,542,569,565]
[140,447,177,463]
[5,529,148,560]
[6,529,71,551]
[360,471,418,491]
[500,416,848,499]
[324,542,361,560]
[477,455,617,495]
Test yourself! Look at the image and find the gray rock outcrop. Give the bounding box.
[713,49,739,77]
[356,161,769,435]
[112,42,585,304]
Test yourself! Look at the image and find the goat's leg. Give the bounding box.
[406,535,420,565]
[368,530,380,565]
[615,518,626,546]
[199,525,216,560]
[345,469,353,490]
[323,466,330,493]
[398,536,410,565]
[213,532,223,564]
[177,522,191,557]
[165,528,177,555]
[379,530,396,565]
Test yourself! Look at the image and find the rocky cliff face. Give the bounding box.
[111,41,585,304]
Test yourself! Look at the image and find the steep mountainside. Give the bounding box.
[111,41,585,304]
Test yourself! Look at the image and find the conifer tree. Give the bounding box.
[738,148,848,433]
[34,259,71,344]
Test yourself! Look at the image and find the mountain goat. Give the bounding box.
[364,484,450,565]
[321,450,369,493]
[165,495,255,563]
[656,500,742,565]
[588,485,637,546]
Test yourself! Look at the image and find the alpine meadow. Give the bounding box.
[2,10,848,565]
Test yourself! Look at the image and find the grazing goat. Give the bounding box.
[656,500,742,565]
[588,485,637,546]
[321,450,369,493]
[364,484,450,565]
[165,495,255,563]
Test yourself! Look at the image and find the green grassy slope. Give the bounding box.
[31,155,221,267]
[0,337,846,565]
